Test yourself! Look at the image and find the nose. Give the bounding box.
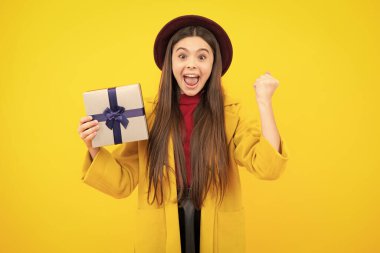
[186,57,197,69]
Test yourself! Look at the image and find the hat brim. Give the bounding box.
[154,15,233,76]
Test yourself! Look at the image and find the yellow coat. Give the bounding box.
[81,94,289,253]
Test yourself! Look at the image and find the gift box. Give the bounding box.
[83,83,149,148]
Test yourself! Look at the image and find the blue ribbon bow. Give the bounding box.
[103,106,129,130]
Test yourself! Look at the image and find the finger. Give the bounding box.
[78,116,94,129]
[78,119,99,134]
[256,77,265,83]
[84,131,97,142]
[265,71,271,75]
[80,125,98,139]
[80,115,93,124]
[79,123,99,138]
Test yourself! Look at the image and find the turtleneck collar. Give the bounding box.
[179,92,202,105]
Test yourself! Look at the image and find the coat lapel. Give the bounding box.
[224,94,239,145]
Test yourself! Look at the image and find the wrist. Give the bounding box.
[88,147,100,160]
[256,98,272,108]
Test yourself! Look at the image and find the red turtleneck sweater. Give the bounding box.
[178,92,201,187]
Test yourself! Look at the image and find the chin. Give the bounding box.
[182,89,200,96]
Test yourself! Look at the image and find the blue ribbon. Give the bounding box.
[90,87,145,145]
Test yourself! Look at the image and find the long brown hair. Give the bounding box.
[147,26,230,209]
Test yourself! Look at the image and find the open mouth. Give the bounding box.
[183,74,200,87]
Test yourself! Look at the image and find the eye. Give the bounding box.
[199,55,207,60]
[178,54,186,59]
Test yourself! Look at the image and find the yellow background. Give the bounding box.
[1,0,379,252]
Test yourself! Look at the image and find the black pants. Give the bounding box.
[178,188,201,253]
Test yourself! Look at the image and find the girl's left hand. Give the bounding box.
[253,71,280,103]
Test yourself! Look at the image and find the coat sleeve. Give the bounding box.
[233,104,289,180]
[81,141,139,198]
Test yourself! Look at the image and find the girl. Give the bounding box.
[78,15,289,253]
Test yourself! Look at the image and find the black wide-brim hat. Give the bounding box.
[154,15,233,76]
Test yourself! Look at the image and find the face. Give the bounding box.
[172,36,214,96]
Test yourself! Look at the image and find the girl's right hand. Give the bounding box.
[78,115,100,155]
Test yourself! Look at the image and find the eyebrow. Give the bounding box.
[175,47,210,53]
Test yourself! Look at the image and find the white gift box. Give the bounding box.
[83,83,149,148]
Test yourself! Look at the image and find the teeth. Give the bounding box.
[184,75,199,77]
